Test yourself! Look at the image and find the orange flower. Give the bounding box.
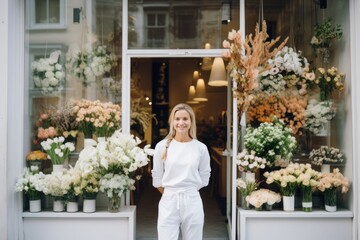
[26,150,48,161]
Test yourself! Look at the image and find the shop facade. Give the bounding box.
[1,0,360,239]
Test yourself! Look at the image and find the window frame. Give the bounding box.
[27,0,66,30]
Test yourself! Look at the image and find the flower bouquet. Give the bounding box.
[264,162,301,211]
[317,168,349,212]
[295,163,321,212]
[315,67,345,101]
[310,146,345,170]
[31,50,65,95]
[236,178,257,210]
[66,44,118,86]
[303,99,336,135]
[246,188,281,211]
[15,167,46,212]
[222,21,288,117]
[261,46,311,94]
[15,167,46,201]
[43,170,69,211]
[40,136,75,166]
[99,173,135,212]
[33,112,58,146]
[236,150,267,173]
[61,168,82,212]
[93,101,121,138]
[244,117,297,167]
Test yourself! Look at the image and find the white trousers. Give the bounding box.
[157,188,204,240]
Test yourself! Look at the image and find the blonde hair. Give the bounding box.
[161,103,197,160]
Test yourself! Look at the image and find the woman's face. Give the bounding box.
[173,109,191,135]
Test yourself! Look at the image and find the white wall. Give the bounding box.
[0,1,9,239]
[349,0,360,239]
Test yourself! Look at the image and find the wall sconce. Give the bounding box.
[208,57,227,87]
[194,78,208,102]
[73,8,82,23]
[221,0,232,24]
[186,85,199,104]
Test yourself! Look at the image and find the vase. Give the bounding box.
[265,203,273,211]
[321,164,331,173]
[27,160,43,172]
[108,195,121,212]
[324,188,337,212]
[320,89,329,102]
[52,164,64,173]
[283,195,295,212]
[29,199,41,212]
[241,171,255,183]
[302,186,313,212]
[53,200,65,212]
[83,199,96,213]
[67,201,79,213]
[240,194,250,210]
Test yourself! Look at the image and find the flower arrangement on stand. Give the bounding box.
[244,117,297,167]
[310,146,345,173]
[315,66,345,101]
[40,136,75,171]
[236,150,267,174]
[246,188,281,211]
[317,168,350,212]
[75,129,154,212]
[31,50,65,95]
[303,99,336,135]
[15,167,46,212]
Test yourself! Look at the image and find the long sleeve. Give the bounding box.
[151,140,165,188]
[198,145,211,189]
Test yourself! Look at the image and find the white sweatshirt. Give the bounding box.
[152,139,211,191]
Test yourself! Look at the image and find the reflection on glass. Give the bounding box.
[35,0,60,24]
[129,0,240,49]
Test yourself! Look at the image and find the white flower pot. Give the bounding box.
[83,199,96,213]
[29,199,41,212]
[52,164,64,173]
[325,205,337,212]
[283,195,295,212]
[97,137,106,143]
[53,200,64,212]
[321,164,331,173]
[67,201,79,213]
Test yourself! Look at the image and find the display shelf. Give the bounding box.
[237,207,353,240]
[23,206,136,240]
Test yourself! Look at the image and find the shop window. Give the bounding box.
[28,0,66,30]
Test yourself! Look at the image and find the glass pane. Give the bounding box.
[129,0,240,49]
[48,0,60,23]
[35,0,48,24]
[25,0,123,168]
[147,14,156,26]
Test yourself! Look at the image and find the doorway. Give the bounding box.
[129,57,229,239]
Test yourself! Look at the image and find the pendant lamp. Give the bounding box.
[186,85,199,104]
[193,78,208,102]
[208,57,227,87]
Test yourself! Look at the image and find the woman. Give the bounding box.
[152,103,211,240]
